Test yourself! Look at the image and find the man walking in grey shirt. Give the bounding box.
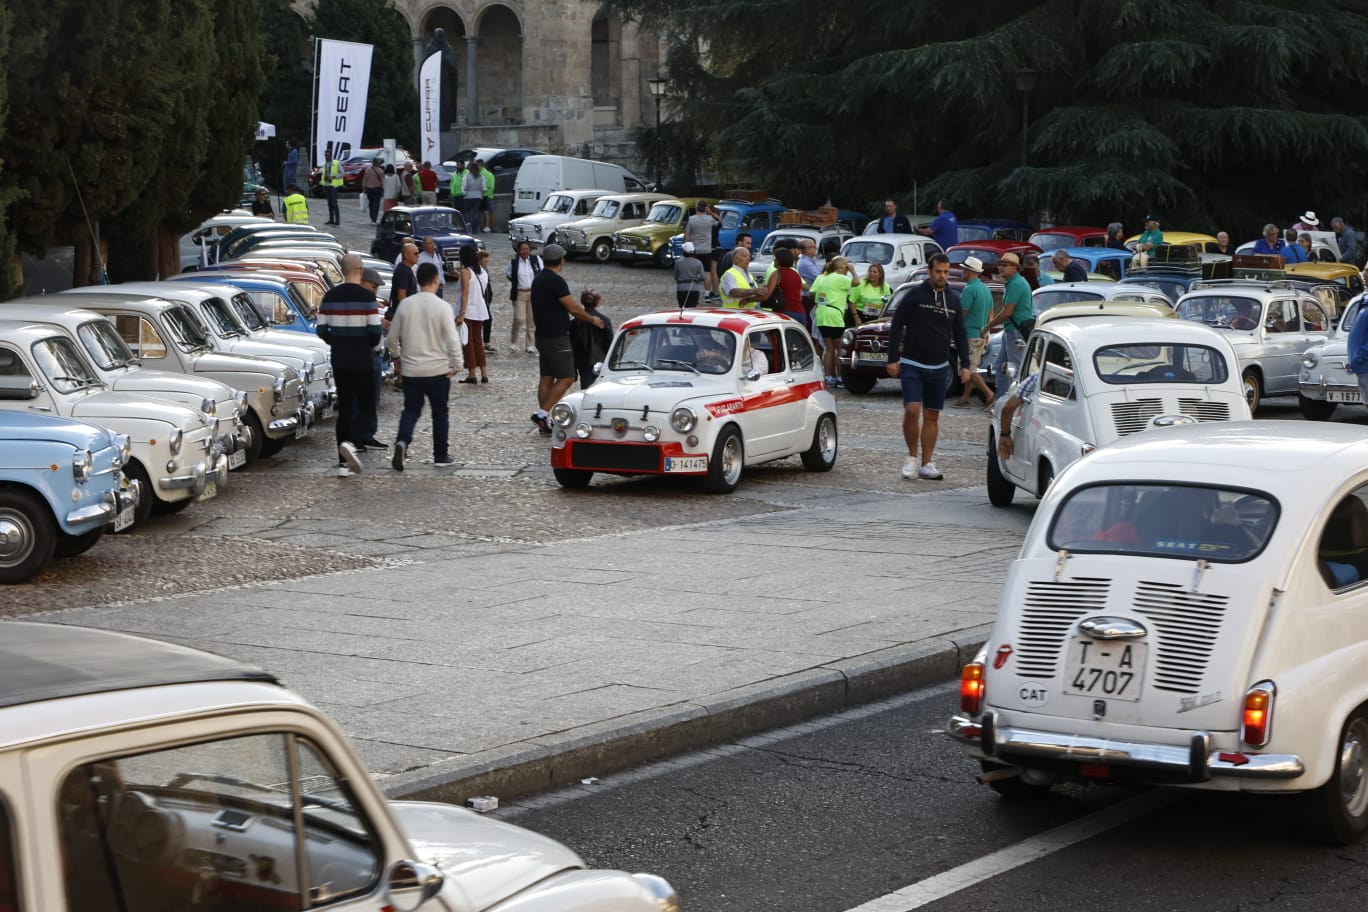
[387,262,464,470]
[685,200,721,302]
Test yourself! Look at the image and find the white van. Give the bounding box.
[512,155,645,216]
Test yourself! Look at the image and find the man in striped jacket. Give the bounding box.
[317,253,383,476]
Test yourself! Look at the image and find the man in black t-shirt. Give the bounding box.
[529,244,604,434]
[385,241,419,324]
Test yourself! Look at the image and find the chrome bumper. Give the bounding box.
[67,478,141,525]
[1298,380,1359,401]
[948,711,1305,781]
[159,460,209,496]
[266,412,302,436]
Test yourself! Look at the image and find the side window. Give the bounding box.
[56,733,382,912]
[1097,259,1121,281]
[0,796,16,912]
[1319,486,1368,590]
[1301,299,1328,332]
[901,245,920,265]
[575,200,591,215]
[1265,300,1297,333]
[747,329,783,375]
[785,327,816,371]
[819,237,842,259]
[1041,340,1075,398]
[0,347,33,398]
[1019,336,1046,391]
[111,316,167,359]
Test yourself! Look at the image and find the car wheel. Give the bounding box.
[243,411,265,465]
[986,432,1016,507]
[653,246,671,268]
[1038,461,1055,497]
[841,372,877,395]
[1299,708,1368,844]
[121,460,156,530]
[1242,370,1263,413]
[0,489,57,583]
[546,231,558,247]
[979,760,1052,798]
[590,238,613,263]
[801,414,839,472]
[1299,393,1337,421]
[152,497,194,515]
[702,427,744,494]
[553,468,594,488]
[260,433,289,458]
[55,528,105,558]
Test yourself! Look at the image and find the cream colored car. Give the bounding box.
[555,192,671,263]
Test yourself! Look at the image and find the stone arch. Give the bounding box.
[418,5,468,127]
[475,4,523,124]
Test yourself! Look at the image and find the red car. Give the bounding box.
[1027,225,1107,250]
[945,239,1043,276]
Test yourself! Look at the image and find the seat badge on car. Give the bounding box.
[612,418,628,436]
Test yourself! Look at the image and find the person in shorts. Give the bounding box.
[674,241,705,308]
[885,253,971,481]
[950,255,996,408]
[529,244,605,435]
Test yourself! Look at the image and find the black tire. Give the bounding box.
[259,433,289,458]
[702,427,744,494]
[653,245,671,268]
[0,489,57,583]
[545,231,559,247]
[1243,370,1263,413]
[842,372,877,395]
[152,496,194,515]
[986,432,1016,507]
[619,256,636,267]
[980,760,1053,798]
[590,238,613,263]
[55,528,104,558]
[1038,461,1055,497]
[243,411,266,465]
[1299,393,1338,421]
[801,414,838,471]
[553,467,594,488]
[121,460,155,530]
[1298,708,1368,844]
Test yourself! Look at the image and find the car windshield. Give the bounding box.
[843,241,895,265]
[163,305,213,351]
[958,227,992,242]
[1048,482,1277,563]
[949,247,1000,266]
[543,194,573,214]
[413,210,464,233]
[1093,343,1229,384]
[33,336,101,392]
[200,299,242,337]
[646,204,682,224]
[591,199,622,218]
[229,292,268,330]
[1029,233,1074,251]
[720,210,742,230]
[1035,289,1105,311]
[609,324,738,375]
[286,282,321,320]
[76,320,137,370]
[1177,295,1262,329]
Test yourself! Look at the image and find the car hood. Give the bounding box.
[109,369,234,404]
[577,373,725,411]
[252,327,328,353]
[71,390,203,427]
[389,801,582,912]
[194,350,292,379]
[0,412,114,450]
[216,338,312,369]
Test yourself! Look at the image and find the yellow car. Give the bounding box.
[1287,260,1365,294]
[1126,230,1221,252]
[612,196,717,267]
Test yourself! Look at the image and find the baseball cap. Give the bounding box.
[999,252,1022,266]
[962,255,984,274]
[1144,213,1160,223]
[361,267,383,286]
[542,243,567,260]
[682,241,696,254]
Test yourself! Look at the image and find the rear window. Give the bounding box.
[1048,483,1278,563]
[1034,289,1104,311]
[1093,343,1229,385]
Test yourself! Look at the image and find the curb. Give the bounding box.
[382,626,990,804]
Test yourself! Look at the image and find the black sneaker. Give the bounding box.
[363,437,389,449]
[391,440,406,472]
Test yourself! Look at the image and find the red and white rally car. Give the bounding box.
[549,309,838,492]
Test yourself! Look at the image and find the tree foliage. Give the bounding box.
[604,0,1368,237]
[0,5,16,298]
[312,0,419,152]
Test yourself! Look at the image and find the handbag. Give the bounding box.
[457,320,469,346]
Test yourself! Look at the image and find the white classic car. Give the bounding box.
[987,317,1249,506]
[508,189,612,250]
[1298,292,1367,420]
[951,422,1368,843]
[549,309,838,493]
[839,234,942,289]
[0,621,678,912]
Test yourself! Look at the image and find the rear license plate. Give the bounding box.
[1327,390,1362,403]
[196,481,217,502]
[856,353,885,364]
[1063,637,1147,701]
[228,449,247,469]
[114,503,136,532]
[663,456,707,473]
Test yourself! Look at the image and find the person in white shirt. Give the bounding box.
[387,262,463,470]
[506,241,542,353]
[416,235,446,297]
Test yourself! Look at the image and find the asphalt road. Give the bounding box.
[497,682,1368,912]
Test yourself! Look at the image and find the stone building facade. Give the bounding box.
[391,0,664,170]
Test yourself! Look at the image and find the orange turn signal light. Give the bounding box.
[1242,683,1275,747]
[960,662,985,714]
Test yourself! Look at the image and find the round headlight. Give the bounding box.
[643,425,661,442]
[115,434,132,465]
[1303,351,1320,369]
[272,377,286,400]
[168,428,184,455]
[575,422,592,438]
[841,330,855,348]
[550,402,576,428]
[200,397,215,417]
[72,449,93,483]
[670,406,697,433]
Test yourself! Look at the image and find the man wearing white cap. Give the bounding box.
[674,241,705,308]
[950,256,996,409]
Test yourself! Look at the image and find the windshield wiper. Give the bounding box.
[163,771,352,813]
[614,360,655,372]
[656,358,700,374]
[50,375,94,387]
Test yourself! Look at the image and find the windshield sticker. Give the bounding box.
[1152,539,1237,555]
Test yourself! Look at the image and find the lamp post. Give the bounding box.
[1014,66,1038,168]
[647,76,667,190]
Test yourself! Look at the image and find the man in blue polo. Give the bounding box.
[916,199,958,250]
[985,252,1034,389]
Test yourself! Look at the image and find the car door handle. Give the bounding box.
[784,377,795,383]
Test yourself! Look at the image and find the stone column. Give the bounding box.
[465,34,479,125]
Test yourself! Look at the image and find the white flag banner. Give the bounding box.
[314,38,374,166]
[419,52,443,164]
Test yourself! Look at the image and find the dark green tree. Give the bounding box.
[257,0,313,181]
[0,4,17,299]
[313,0,419,151]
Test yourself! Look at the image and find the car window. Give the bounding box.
[1048,483,1278,563]
[746,329,784,375]
[0,346,35,400]
[33,337,100,392]
[1040,340,1074,398]
[200,300,240,336]
[721,211,742,231]
[1034,289,1105,311]
[228,293,268,330]
[1029,233,1069,251]
[573,199,593,215]
[646,204,682,224]
[741,212,769,230]
[1093,343,1229,384]
[1319,486,1368,589]
[1178,295,1262,329]
[1096,259,1123,280]
[1301,299,1328,332]
[958,227,990,242]
[109,316,168,360]
[56,732,382,912]
[76,320,137,370]
[842,241,894,265]
[819,237,842,258]
[288,282,323,319]
[948,247,1000,266]
[592,200,621,218]
[1265,299,1298,333]
[609,324,736,374]
[1019,335,1045,388]
[785,327,816,371]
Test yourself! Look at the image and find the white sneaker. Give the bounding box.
[525,346,537,354]
[918,462,943,480]
[338,441,363,474]
[335,465,354,477]
[902,456,918,479]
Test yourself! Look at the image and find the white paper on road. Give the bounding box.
[419,52,443,165]
[841,789,1179,912]
[314,38,374,166]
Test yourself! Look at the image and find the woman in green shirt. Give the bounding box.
[810,256,858,387]
[850,263,892,323]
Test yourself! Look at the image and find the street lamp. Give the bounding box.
[647,76,667,190]
[1014,66,1038,168]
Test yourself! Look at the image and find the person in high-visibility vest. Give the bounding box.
[719,246,766,308]
[324,155,344,225]
[283,184,310,225]
[481,161,495,233]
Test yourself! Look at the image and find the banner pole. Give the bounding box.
[310,36,320,172]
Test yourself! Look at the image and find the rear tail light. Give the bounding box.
[1242,681,1276,747]
[960,662,985,714]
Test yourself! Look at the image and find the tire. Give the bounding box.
[841,372,877,395]
[1298,708,1368,844]
[590,238,613,263]
[553,467,594,488]
[979,760,1053,798]
[801,414,838,471]
[259,433,289,458]
[121,460,155,530]
[653,246,671,268]
[545,231,558,247]
[1299,393,1338,421]
[243,411,265,465]
[0,489,57,583]
[1242,369,1263,413]
[152,497,194,515]
[55,528,104,558]
[1038,461,1055,497]
[702,427,744,494]
[986,432,1016,507]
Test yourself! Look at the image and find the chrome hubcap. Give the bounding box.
[722,436,742,485]
[819,417,837,462]
[0,512,33,567]
[1341,720,1368,818]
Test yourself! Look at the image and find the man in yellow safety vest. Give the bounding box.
[283,184,309,225]
[324,152,344,225]
[719,246,766,307]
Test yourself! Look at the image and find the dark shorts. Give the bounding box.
[677,290,700,308]
[480,198,491,211]
[899,362,950,410]
[695,250,714,268]
[818,325,844,339]
[537,336,575,379]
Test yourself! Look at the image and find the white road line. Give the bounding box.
[841,788,1180,912]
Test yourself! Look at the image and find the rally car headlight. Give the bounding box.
[643,425,661,442]
[550,402,576,428]
[841,330,855,348]
[670,407,697,433]
[200,397,215,417]
[72,449,93,484]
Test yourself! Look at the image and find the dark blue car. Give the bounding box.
[371,206,481,267]
[956,219,1033,243]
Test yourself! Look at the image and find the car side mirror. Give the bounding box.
[383,860,444,912]
[743,367,762,382]
[592,360,603,377]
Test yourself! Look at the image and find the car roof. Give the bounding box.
[0,622,278,711]
[1038,315,1209,343]
[0,320,70,343]
[618,308,796,334]
[85,282,219,303]
[1031,225,1105,235]
[1061,246,1131,259]
[948,239,1043,252]
[846,233,925,243]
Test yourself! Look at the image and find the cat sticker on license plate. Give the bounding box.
[1063,637,1147,701]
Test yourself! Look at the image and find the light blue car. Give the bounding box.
[0,411,139,583]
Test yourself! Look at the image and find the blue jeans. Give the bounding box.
[397,374,451,461]
[462,198,481,233]
[995,326,1024,389]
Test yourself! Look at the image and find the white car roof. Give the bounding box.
[1038,316,1231,348]
[844,233,924,244]
[1036,281,1164,300]
[618,308,798,335]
